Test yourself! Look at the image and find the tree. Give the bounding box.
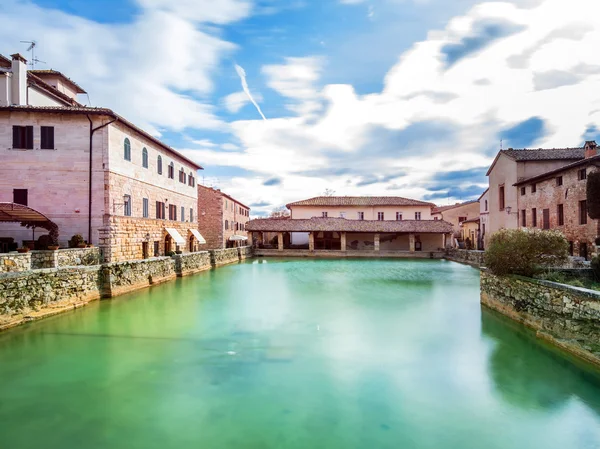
[485,229,569,277]
[323,188,335,197]
[269,206,290,218]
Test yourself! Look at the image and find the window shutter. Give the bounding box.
[12,126,21,148]
[26,126,34,149]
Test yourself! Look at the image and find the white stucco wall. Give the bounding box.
[27,87,65,107]
[290,205,433,221]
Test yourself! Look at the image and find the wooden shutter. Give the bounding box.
[41,126,54,149]
[12,126,21,148]
[25,126,33,149]
[543,209,550,229]
[13,189,28,206]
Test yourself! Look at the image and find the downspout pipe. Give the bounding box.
[87,114,117,244]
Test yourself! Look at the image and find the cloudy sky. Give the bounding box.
[1,0,599,216]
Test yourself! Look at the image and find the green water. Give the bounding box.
[1,259,600,449]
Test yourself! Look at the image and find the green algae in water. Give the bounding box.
[1,258,600,449]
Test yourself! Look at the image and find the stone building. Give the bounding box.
[0,53,204,262]
[486,146,584,241]
[431,200,480,245]
[514,141,599,260]
[197,185,250,249]
[479,188,489,249]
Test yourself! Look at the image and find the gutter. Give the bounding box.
[86,115,117,244]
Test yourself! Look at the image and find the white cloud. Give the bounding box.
[234,64,267,120]
[0,0,251,134]
[187,0,600,207]
[222,90,264,114]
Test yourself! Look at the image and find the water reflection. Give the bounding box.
[481,307,600,415]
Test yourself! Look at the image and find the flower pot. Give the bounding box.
[86,244,94,248]
[48,245,59,251]
[17,248,29,253]
[77,243,87,249]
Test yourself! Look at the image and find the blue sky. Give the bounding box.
[1,0,599,217]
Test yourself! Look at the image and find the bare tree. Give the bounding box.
[269,205,290,218]
[323,188,335,197]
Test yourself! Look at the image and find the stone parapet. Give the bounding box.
[100,257,176,297]
[481,270,600,367]
[210,248,241,266]
[253,249,444,258]
[238,246,253,261]
[56,247,102,267]
[0,252,31,273]
[173,251,211,277]
[30,250,58,269]
[445,249,485,267]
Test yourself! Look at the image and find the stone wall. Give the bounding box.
[56,247,101,267]
[238,246,253,261]
[480,270,600,366]
[211,247,241,266]
[197,185,224,249]
[445,249,486,267]
[30,250,57,269]
[0,266,102,327]
[173,251,211,277]
[0,252,31,273]
[100,257,176,297]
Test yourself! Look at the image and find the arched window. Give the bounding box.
[142,148,148,168]
[168,162,174,179]
[225,220,229,230]
[157,156,162,174]
[188,172,195,187]
[124,138,131,161]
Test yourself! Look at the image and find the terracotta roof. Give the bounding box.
[246,217,453,233]
[486,147,584,176]
[29,69,87,94]
[0,54,10,69]
[286,196,435,209]
[514,154,600,186]
[432,200,478,214]
[461,217,480,224]
[0,105,203,170]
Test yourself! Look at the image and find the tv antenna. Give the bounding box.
[20,40,45,69]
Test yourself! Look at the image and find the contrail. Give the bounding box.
[234,64,267,121]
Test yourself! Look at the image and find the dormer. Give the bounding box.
[28,69,86,101]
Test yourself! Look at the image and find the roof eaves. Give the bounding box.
[513,155,600,186]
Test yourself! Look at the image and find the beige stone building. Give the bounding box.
[0,53,204,261]
[197,185,250,249]
[478,188,489,249]
[514,141,599,259]
[431,200,480,246]
[247,196,454,253]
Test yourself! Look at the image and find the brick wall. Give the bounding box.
[518,165,599,259]
[197,185,224,249]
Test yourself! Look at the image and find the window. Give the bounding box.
[168,162,175,179]
[578,168,587,180]
[142,148,148,168]
[415,212,422,220]
[123,195,131,216]
[156,201,166,219]
[225,220,229,230]
[520,187,525,196]
[157,156,163,175]
[358,212,364,220]
[458,216,467,223]
[377,212,384,221]
[124,138,131,161]
[143,198,149,218]
[581,242,589,260]
[181,206,185,222]
[569,241,574,256]
[12,125,33,149]
[188,173,195,187]
[485,200,488,211]
[225,200,228,209]
[499,185,505,210]
[532,208,537,227]
[13,189,27,206]
[179,169,186,184]
[396,212,403,221]
[154,241,160,257]
[543,208,550,229]
[40,126,54,149]
[557,204,564,226]
[521,209,526,227]
[169,204,177,221]
[579,200,588,224]
[190,208,194,222]
[531,184,537,193]
[322,212,328,218]
[434,217,438,221]
[556,176,563,186]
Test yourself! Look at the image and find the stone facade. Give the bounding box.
[517,163,599,260]
[173,251,211,277]
[445,249,485,267]
[57,247,101,266]
[211,247,242,266]
[481,270,600,366]
[197,185,250,249]
[0,252,30,272]
[100,257,176,297]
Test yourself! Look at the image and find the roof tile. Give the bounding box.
[246,217,453,233]
[286,196,434,208]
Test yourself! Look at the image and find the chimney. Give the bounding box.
[585,140,598,159]
[10,53,27,105]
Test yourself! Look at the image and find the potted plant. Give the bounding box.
[48,245,59,251]
[69,234,85,248]
[17,247,30,253]
[77,243,87,249]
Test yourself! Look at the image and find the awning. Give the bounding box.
[165,227,186,245]
[189,229,206,244]
[229,235,248,241]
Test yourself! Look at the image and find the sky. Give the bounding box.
[1,0,599,217]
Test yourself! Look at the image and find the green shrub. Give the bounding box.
[35,234,53,250]
[567,279,586,288]
[68,234,85,248]
[592,256,600,281]
[485,229,569,277]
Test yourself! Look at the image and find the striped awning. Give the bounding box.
[165,227,186,245]
[0,202,51,223]
[189,229,206,244]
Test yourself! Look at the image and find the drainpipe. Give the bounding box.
[87,115,117,244]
